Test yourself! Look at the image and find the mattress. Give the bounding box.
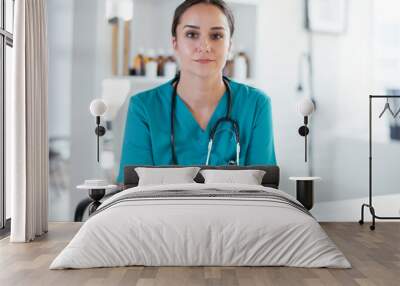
[50,183,351,269]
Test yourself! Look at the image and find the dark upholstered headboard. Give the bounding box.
[124,165,280,189]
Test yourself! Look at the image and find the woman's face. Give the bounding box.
[172,3,232,79]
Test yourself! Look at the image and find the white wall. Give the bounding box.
[257,0,400,220]
[312,0,373,203]
[256,0,309,199]
[47,0,74,221]
[48,1,73,139]
[68,0,106,221]
[48,0,106,221]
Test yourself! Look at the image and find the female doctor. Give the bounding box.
[117,0,276,183]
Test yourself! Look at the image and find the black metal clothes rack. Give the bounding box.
[359,95,400,230]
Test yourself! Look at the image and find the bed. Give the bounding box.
[50,165,351,269]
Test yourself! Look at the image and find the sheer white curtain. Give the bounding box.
[8,0,49,242]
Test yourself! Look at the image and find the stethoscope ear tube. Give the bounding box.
[171,73,241,166]
[171,76,178,164]
[205,140,213,166]
[236,143,240,166]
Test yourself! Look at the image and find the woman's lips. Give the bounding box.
[194,59,215,64]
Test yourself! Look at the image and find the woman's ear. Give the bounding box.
[172,36,178,50]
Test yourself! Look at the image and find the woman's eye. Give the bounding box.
[185,32,199,39]
[211,33,224,40]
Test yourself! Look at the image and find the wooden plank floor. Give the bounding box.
[0,222,399,286]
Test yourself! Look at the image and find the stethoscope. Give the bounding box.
[170,72,241,165]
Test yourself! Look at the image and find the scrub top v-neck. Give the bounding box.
[175,88,227,133]
[117,79,276,183]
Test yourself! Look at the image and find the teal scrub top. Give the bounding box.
[117,79,277,183]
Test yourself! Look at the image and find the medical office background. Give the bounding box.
[20,0,399,222]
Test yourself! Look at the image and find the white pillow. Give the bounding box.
[200,169,266,185]
[135,167,200,186]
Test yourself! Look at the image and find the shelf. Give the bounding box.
[113,76,169,85]
[106,76,257,88]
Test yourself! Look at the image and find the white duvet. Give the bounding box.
[50,183,351,269]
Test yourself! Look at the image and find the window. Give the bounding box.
[0,0,14,234]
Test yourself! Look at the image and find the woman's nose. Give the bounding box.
[198,38,211,53]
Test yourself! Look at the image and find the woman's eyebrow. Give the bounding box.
[210,26,225,30]
[183,25,200,29]
[183,25,225,31]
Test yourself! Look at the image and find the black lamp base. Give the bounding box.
[296,180,314,210]
[88,189,106,215]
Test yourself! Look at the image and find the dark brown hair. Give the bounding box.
[171,0,235,38]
